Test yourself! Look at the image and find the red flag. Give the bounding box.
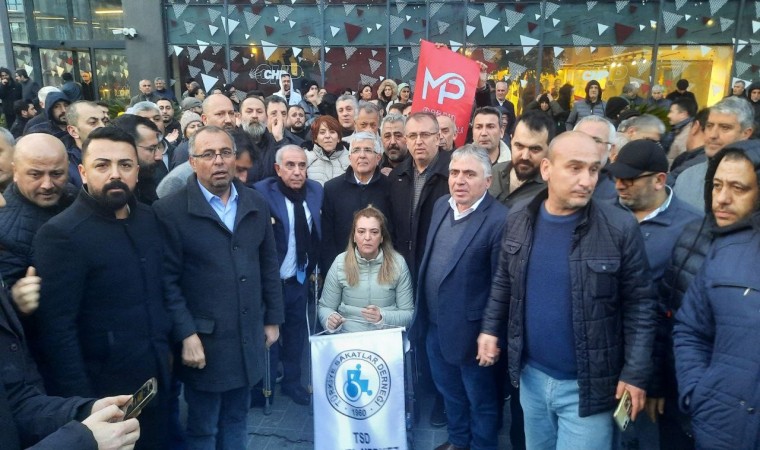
[410,40,480,148]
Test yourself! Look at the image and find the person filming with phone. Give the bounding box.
[1,273,140,450]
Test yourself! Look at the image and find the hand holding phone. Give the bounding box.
[123,377,158,420]
[613,390,632,431]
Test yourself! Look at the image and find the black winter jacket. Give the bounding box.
[481,190,657,417]
[387,150,451,280]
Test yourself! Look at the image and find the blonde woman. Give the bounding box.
[318,206,413,333]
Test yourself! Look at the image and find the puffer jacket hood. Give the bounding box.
[704,139,760,221]
[44,91,71,117]
[377,79,398,102]
[746,81,760,101]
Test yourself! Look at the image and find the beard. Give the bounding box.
[386,144,407,162]
[513,161,538,181]
[243,121,266,142]
[91,180,132,212]
[52,114,67,127]
[290,123,305,133]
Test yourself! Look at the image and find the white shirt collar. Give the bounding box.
[448,192,487,220]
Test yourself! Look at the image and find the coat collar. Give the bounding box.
[186,176,258,231]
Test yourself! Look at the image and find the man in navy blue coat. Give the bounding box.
[413,145,508,450]
[254,144,322,405]
[154,126,283,449]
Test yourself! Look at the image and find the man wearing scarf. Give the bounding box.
[255,144,323,406]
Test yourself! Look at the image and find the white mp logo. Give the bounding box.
[422,68,466,104]
[325,349,391,420]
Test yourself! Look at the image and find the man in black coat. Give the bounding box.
[14,69,40,109]
[33,126,172,449]
[321,131,393,271]
[388,112,451,280]
[153,126,283,449]
[0,280,141,450]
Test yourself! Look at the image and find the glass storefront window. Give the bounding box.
[654,45,733,108]
[91,0,124,40]
[94,49,130,101]
[12,45,33,77]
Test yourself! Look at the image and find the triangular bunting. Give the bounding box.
[676,27,688,38]
[359,74,379,87]
[675,0,687,10]
[544,2,560,18]
[200,74,219,93]
[277,5,294,22]
[224,19,240,35]
[411,46,421,60]
[404,28,414,39]
[308,36,321,56]
[507,61,528,80]
[553,18,560,27]
[173,46,184,57]
[208,9,221,23]
[528,22,538,33]
[292,47,301,57]
[614,23,635,44]
[344,46,357,60]
[482,48,497,61]
[449,41,462,53]
[184,21,195,34]
[700,46,711,57]
[553,47,564,57]
[331,26,340,37]
[466,25,476,36]
[615,1,629,13]
[244,12,261,30]
[598,23,609,35]
[395,1,407,13]
[345,22,362,42]
[209,25,219,35]
[197,40,209,53]
[735,61,750,76]
[709,0,729,15]
[719,17,734,32]
[520,35,539,55]
[587,1,598,10]
[429,2,443,18]
[188,66,201,78]
[212,45,222,55]
[172,3,188,18]
[753,20,760,33]
[467,7,479,23]
[261,41,277,60]
[368,59,382,74]
[230,50,239,60]
[662,11,683,33]
[397,58,415,78]
[344,4,356,16]
[480,16,499,38]
[505,10,525,29]
[390,15,404,34]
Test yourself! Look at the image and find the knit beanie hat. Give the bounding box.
[180,111,202,137]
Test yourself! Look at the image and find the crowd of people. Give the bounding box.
[0,58,759,450]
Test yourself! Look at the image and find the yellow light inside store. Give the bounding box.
[94,9,123,15]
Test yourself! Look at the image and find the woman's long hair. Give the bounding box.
[343,206,398,287]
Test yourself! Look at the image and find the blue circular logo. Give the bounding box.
[325,349,391,420]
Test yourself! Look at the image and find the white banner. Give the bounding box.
[310,328,407,450]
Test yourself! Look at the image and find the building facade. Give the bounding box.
[2,0,758,109]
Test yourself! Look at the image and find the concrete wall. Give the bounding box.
[124,0,167,96]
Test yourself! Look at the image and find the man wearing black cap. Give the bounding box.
[608,139,702,449]
[666,79,697,106]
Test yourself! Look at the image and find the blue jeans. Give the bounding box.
[184,385,251,450]
[520,363,613,450]
[426,325,499,450]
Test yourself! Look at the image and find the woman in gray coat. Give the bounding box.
[318,206,414,333]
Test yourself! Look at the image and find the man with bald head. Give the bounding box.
[171,93,239,169]
[436,114,458,152]
[0,133,74,301]
[479,131,656,450]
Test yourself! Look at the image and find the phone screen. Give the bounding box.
[124,378,157,420]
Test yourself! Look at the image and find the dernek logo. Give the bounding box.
[421,68,466,105]
[325,349,391,420]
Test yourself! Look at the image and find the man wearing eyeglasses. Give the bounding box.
[607,139,701,449]
[254,144,322,406]
[154,125,283,449]
[388,111,451,280]
[321,132,392,274]
[111,114,163,205]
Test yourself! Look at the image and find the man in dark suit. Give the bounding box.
[254,144,322,405]
[413,145,508,450]
[32,126,172,449]
[154,125,283,449]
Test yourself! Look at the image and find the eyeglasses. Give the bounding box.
[350,147,376,155]
[616,172,657,187]
[192,149,236,161]
[405,131,438,141]
[138,144,161,153]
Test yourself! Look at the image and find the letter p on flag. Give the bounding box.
[411,40,481,148]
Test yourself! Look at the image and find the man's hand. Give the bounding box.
[91,395,132,415]
[82,404,140,450]
[616,381,647,421]
[264,324,279,348]
[165,128,180,144]
[361,305,382,324]
[476,333,500,367]
[477,62,489,90]
[181,334,206,369]
[645,397,665,423]
[269,116,284,142]
[326,313,345,331]
[11,267,41,315]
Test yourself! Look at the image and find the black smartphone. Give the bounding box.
[123,377,158,420]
